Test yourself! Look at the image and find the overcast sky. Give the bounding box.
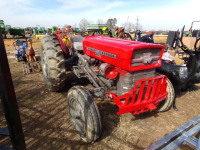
[0,0,200,30]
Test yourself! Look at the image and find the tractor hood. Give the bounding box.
[83,35,164,72]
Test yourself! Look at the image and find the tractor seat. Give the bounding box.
[71,36,84,51]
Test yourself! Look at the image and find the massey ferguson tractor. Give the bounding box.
[40,34,175,143]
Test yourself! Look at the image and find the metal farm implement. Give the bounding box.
[13,39,41,74]
[22,61,41,74]
[146,115,200,150]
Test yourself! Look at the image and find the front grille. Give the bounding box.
[117,69,156,96]
[131,48,161,67]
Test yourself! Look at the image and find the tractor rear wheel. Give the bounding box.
[156,79,175,112]
[40,35,66,92]
[67,86,102,143]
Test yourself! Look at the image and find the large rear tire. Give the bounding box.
[156,79,175,112]
[67,86,102,143]
[40,35,66,92]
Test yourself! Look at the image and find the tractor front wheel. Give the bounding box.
[156,79,175,112]
[67,86,102,143]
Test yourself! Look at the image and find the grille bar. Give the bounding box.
[150,79,158,99]
[145,80,152,101]
[155,78,162,98]
[137,81,146,103]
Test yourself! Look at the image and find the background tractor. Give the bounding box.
[81,24,112,37]
[134,29,154,43]
[13,39,27,62]
[0,20,7,39]
[25,27,33,36]
[81,24,133,40]
[157,26,200,92]
[5,25,11,33]
[47,26,58,35]
[40,33,175,143]
[186,21,200,37]
[9,27,26,38]
[0,21,26,38]
[33,25,46,35]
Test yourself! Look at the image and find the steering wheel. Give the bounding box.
[135,30,142,34]
[179,25,185,46]
[134,30,142,41]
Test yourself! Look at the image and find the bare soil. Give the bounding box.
[1,37,200,150]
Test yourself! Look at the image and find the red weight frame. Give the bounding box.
[106,75,168,115]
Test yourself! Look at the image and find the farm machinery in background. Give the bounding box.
[8,27,25,38]
[33,26,47,39]
[13,38,41,74]
[73,28,81,34]
[33,25,46,35]
[36,25,80,38]
[37,27,46,34]
[81,24,154,42]
[82,24,114,37]
[24,27,33,36]
[40,30,175,142]
[134,29,154,43]
[0,20,26,38]
[47,26,58,35]
[0,20,7,39]
[5,25,11,33]
[186,21,200,37]
[13,39,27,62]
[81,24,134,41]
[156,26,200,93]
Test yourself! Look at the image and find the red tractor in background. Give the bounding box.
[40,34,175,142]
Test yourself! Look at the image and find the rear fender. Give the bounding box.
[53,34,70,58]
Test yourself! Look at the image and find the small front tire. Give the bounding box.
[67,86,102,143]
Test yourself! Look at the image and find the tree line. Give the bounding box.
[73,18,143,32]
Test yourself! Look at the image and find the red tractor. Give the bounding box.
[40,34,175,142]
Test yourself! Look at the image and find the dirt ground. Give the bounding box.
[1,36,200,150]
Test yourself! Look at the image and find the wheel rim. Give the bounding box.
[69,97,86,137]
